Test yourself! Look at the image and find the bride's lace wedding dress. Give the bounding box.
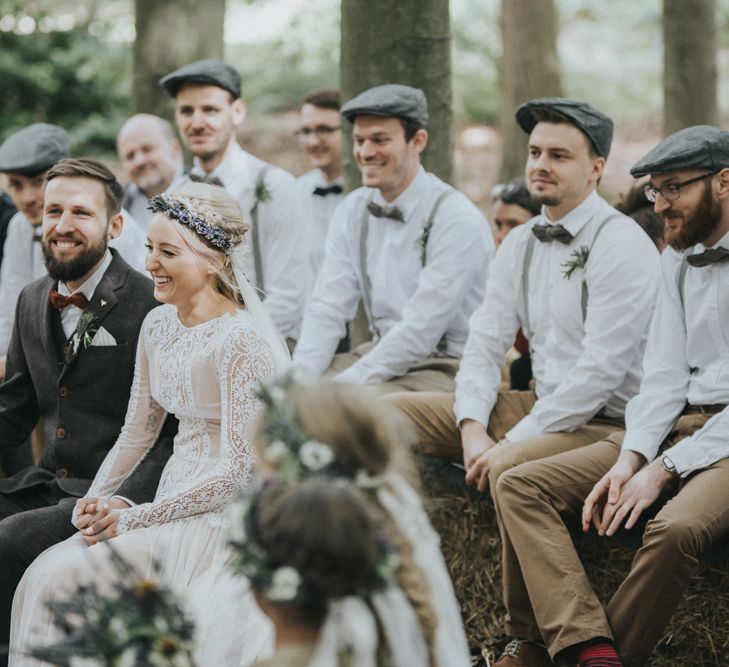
[10,304,275,666]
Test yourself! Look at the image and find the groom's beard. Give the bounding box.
[42,230,109,283]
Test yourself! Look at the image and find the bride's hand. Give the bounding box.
[78,497,131,545]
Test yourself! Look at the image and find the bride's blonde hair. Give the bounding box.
[163,182,249,306]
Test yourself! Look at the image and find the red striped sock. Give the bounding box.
[577,639,623,667]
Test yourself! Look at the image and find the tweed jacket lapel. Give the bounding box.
[37,275,64,365]
[60,252,126,375]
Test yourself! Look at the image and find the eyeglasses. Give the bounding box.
[644,172,716,203]
[295,125,341,138]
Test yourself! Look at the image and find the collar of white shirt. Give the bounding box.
[313,171,343,190]
[191,142,251,200]
[58,250,113,302]
[691,228,729,254]
[540,189,601,239]
[370,165,428,223]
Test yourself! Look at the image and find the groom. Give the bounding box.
[0,158,174,660]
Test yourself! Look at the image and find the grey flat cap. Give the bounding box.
[159,59,241,99]
[0,123,69,175]
[630,125,729,177]
[341,84,428,127]
[516,97,613,158]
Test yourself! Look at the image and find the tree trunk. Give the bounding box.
[340,0,453,190]
[663,0,717,136]
[499,0,563,180]
[133,0,226,118]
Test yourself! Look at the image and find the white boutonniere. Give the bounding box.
[562,245,590,279]
[71,311,99,354]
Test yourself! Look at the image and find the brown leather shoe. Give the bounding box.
[493,639,554,667]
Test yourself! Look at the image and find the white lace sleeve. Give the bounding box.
[83,316,168,503]
[116,325,273,533]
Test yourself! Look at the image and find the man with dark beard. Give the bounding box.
[491,125,729,667]
[0,158,173,663]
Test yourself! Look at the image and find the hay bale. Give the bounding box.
[418,456,729,666]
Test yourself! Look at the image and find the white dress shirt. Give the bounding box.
[184,143,305,339]
[0,209,146,355]
[56,250,113,337]
[622,231,729,476]
[294,166,493,384]
[295,169,343,303]
[454,190,661,441]
[122,166,186,230]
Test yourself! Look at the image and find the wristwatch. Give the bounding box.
[660,454,678,477]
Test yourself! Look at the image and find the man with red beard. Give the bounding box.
[492,125,729,667]
[0,158,173,662]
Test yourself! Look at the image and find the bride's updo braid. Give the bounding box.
[165,182,249,306]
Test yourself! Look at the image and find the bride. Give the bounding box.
[10,182,289,666]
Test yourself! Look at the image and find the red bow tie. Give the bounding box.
[48,290,89,310]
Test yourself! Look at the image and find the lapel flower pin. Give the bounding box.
[562,245,590,280]
[71,311,99,355]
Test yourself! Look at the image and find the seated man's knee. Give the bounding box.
[643,515,702,559]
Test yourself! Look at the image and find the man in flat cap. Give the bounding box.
[293,83,492,399]
[390,97,658,483]
[294,89,344,306]
[160,59,305,341]
[0,123,148,381]
[117,113,185,230]
[0,158,174,663]
[490,124,729,667]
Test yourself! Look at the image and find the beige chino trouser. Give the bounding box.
[325,342,459,395]
[494,411,729,667]
[385,389,622,489]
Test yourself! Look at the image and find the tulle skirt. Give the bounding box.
[9,513,274,666]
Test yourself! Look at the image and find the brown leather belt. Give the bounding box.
[683,403,727,415]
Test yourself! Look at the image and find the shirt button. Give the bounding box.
[57,468,69,478]
[56,427,66,439]
[58,387,69,397]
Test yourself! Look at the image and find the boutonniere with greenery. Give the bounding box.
[71,311,99,354]
[29,548,196,667]
[255,180,271,204]
[562,245,590,279]
[416,220,435,267]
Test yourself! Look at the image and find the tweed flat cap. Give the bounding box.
[341,84,428,127]
[631,125,729,177]
[0,123,69,175]
[516,97,613,158]
[159,59,241,99]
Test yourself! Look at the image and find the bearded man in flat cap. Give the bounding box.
[159,59,305,342]
[293,83,493,400]
[490,124,729,667]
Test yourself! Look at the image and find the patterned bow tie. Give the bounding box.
[531,223,573,244]
[49,290,89,310]
[367,202,405,223]
[686,247,729,268]
[313,184,343,197]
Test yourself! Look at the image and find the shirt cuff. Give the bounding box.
[505,414,545,442]
[453,396,491,430]
[620,430,660,463]
[111,495,135,508]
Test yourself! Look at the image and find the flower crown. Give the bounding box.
[148,194,234,254]
[227,488,399,605]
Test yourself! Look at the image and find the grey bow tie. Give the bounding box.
[531,223,573,244]
[367,202,405,223]
[686,247,729,268]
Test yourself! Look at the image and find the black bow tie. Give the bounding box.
[686,247,729,268]
[367,202,405,223]
[313,184,343,197]
[531,223,573,244]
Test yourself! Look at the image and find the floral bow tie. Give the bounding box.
[686,247,729,268]
[367,202,405,223]
[531,223,573,244]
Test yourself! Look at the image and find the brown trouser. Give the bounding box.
[494,411,728,666]
[385,389,622,489]
[326,342,459,396]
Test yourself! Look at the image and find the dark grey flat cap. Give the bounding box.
[159,59,241,99]
[630,125,729,177]
[516,97,613,158]
[341,84,428,127]
[0,123,69,175]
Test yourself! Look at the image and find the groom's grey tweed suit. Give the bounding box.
[0,250,175,659]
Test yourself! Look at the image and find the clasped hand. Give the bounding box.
[582,450,671,537]
[461,419,504,492]
[75,497,130,545]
